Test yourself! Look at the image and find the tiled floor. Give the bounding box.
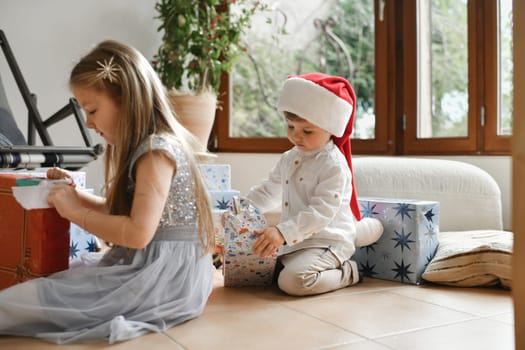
[0,269,514,350]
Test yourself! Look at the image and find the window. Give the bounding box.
[403,0,512,154]
[497,0,513,137]
[212,0,512,155]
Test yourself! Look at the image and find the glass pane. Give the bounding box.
[230,0,376,139]
[417,0,468,138]
[498,0,513,136]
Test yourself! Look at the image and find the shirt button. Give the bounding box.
[294,160,299,165]
[334,194,339,198]
[292,239,298,243]
[285,180,289,184]
[284,202,289,207]
[299,177,303,181]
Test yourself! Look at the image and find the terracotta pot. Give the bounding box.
[169,91,217,153]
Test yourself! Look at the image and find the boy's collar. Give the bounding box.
[295,139,334,156]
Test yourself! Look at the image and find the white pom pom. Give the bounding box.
[355,217,384,247]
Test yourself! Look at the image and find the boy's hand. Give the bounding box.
[253,226,285,257]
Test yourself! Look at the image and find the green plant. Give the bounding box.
[154,0,265,95]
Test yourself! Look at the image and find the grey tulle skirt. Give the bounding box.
[0,239,213,344]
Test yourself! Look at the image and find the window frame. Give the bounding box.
[484,0,512,153]
[214,73,292,153]
[211,0,511,156]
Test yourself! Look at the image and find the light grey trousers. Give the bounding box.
[277,247,360,296]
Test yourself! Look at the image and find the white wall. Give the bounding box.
[1,0,161,194]
[1,1,513,230]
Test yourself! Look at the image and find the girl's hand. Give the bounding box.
[47,167,73,182]
[47,184,82,220]
[252,226,285,258]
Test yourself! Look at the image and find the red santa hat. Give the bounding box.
[278,73,354,137]
[278,72,361,220]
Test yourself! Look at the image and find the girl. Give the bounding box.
[0,40,215,344]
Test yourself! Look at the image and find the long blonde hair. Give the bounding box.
[69,40,214,253]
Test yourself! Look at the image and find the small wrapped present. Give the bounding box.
[353,197,440,284]
[9,175,101,265]
[69,223,101,262]
[211,209,226,268]
[3,170,86,189]
[68,188,101,262]
[223,197,277,287]
[209,189,240,210]
[0,173,70,290]
[198,164,231,191]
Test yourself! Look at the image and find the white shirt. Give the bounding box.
[247,140,357,262]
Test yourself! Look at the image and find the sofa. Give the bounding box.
[353,157,503,232]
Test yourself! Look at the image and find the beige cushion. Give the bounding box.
[422,230,512,288]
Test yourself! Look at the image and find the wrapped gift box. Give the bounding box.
[223,197,277,287]
[353,197,440,284]
[3,170,86,189]
[0,173,70,290]
[198,164,231,191]
[69,223,101,262]
[209,189,240,210]
[199,162,239,268]
[212,209,226,268]
[69,188,101,262]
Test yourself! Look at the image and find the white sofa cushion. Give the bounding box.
[353,157,503,232]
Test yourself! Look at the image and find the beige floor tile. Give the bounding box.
[312,278,410,298]
[390,284,513,317]
[1,270,516,349]
[165,304,365,350]
[284,290,475,339]
[356,277,419,291]
[376,318,514,350]
[204,284,279,314]
[0,331,182,349]
[323,340,393,350]
[220,277,410,306]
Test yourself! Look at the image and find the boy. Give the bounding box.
[247,73,382,296]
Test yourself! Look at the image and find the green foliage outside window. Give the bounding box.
[231,0,375,138]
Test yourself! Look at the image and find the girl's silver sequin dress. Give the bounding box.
[0,135,213,344]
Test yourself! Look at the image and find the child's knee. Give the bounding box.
[277,269,317,296]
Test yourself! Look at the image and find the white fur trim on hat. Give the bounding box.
[277,77,353,137]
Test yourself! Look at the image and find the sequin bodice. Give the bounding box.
[129,135,198,229]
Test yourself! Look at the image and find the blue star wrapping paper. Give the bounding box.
[223,197,277,287]
[353,197,440,284]
[209,189,240,210]
[68,188,101,262]
[69,223,101,262]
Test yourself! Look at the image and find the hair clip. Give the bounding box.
[96,56,120,83]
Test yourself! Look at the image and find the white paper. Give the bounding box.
[11,179,71,210]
